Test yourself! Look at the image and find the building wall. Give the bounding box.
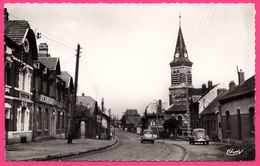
[5,35,35,144]
[199,114,219,141]
[221,96,255,143]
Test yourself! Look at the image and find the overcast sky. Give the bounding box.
[5,3,255,117]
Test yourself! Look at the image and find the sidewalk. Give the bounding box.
[6,138,118,161]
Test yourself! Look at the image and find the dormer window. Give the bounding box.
[23,38,30,53]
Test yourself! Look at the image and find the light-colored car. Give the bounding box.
[189,128,209,145]
[141,129,155,143]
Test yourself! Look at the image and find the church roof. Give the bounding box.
[165,103,189,114]
[170,25,193,67]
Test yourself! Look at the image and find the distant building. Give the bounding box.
[75,94,98,139]
[122,109,141,133]
[142,100,165,137]
[219,75,255,143]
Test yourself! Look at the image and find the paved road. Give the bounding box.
[58,130,185,161]
[164,139,227,161]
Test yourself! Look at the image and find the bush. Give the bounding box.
[159,130,169,139]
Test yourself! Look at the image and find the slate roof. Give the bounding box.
[77,96,97,115]
[220,75,255,101]
[4,20,29,45]
[58,71,73,88]
[38,57,59,70]
[189,84,217,98]
[170,27,193,67]
[200,90,229,115]
[125,109,139,116]
[166,104,188,113]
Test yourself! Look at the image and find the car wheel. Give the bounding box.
[189,141,191,145]
[141,140,143,143]
[206,141,209,145]
[203,142,205,145]
[152,140,154,144]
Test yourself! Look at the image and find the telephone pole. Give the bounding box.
[67,44,81,144]
[100,98,104,139]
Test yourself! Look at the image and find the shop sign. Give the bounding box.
[39,94,55,105]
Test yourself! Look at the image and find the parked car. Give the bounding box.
[189,128,209,145]
[141,129,155,143]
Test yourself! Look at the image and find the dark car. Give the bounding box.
[189,128,209,145]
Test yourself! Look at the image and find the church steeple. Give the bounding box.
[170,14,192,67]
[169,14,193,87]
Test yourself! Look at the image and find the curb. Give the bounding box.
[24,138,118,161]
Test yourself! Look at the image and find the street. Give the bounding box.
[57,130,226,161]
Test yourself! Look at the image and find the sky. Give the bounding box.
[5,3,255,117]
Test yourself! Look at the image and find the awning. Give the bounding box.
[5,103,12,109]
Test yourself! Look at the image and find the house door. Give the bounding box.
[50,110,56,136]
[207,120,210,136]
[217,113,222,141]
[237,109,242,140]
[80,121,86,138]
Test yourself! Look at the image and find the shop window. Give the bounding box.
[57,111,60,129]
[37,107,42,130]
[5,61,11,86]
[45,109,49,129]
[61,112,64,129]
[21,107,26,131]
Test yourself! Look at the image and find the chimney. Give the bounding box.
[237,69,245,85]
[4,8,9,21]
[208,80,213,90]
[202,83,207,94]
[229,81,236,91]
[158,99,162,114]
[217,88,226,95]
[39,43,50,57]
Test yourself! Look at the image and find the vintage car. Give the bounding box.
[189,128,209,145]
[141,129,155,143]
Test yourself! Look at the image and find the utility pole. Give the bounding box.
[100,98,104,139]
[108,108,111,140]
[67,44,81,144]
[156,100,159,139]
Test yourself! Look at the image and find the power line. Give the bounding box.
[41,34,75,51]
[9,13,77,51]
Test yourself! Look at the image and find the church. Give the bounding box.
[165,15,214,136]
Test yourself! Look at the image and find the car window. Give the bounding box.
[193,130,206,137]
[144,131,152,134]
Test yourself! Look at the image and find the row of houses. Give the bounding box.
[197,74,255,143]
[4,8,111,144]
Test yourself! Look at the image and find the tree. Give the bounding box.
[163,117,179,137]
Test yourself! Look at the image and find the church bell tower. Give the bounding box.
[169,14,193,105]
